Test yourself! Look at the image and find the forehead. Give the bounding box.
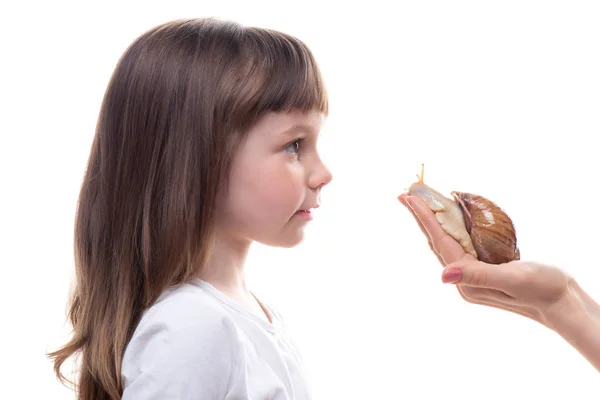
[247,110,325,139]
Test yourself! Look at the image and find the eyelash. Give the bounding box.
[284,138,304,155]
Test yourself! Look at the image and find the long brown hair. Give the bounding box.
[48,17,328,400]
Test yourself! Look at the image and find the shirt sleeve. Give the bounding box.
[121,297,240,400]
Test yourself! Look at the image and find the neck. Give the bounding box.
[198,229,252,296]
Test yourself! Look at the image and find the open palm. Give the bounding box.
[398,193,571,325]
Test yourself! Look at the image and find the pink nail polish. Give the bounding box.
[442,268,462,283]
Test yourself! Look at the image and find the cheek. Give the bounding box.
[230,161,304,222]
[248,163,302,211]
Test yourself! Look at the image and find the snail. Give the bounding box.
[405,164,520,265]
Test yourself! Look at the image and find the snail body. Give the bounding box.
[406,165,520,265]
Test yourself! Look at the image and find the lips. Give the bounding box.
[294,205,318,219]
[293,202,319,220]
[299,204,319,211]
[296,205,319,213]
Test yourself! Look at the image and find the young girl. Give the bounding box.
[49,17,331,399]
[50,15,600,400]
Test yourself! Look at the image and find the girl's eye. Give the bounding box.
[284,139,303,154]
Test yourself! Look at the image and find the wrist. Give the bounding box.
[541,278,600,371]
[542,278,591,333]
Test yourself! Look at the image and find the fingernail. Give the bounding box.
[442,268,463,284]
[397,194,410,208]
[405,197,416,210]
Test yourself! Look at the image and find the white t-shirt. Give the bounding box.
[121,279,311,399]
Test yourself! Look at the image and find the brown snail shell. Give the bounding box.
[451,191,520,264]
[406,164,520,265]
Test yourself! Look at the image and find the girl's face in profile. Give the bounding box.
[215,109,332,248]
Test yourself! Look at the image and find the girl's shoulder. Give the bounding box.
[135,280,236,336]
[121,282,243,398]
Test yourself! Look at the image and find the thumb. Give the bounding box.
[441,260,513,290]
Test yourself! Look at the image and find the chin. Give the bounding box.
[258,230,305,248]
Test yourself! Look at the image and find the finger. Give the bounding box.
[455,286,537,321]
[448,264,547,323]
[458,284,514,302]
[397,192,410,207]
[398,194,431,240]
[443,260,519,292]
[456,285,542,320]
[408,211,446,266]
[399,194,446,265]
[405,196,471,264]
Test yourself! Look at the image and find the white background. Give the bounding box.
[1,0,599,398]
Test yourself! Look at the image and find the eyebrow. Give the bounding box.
[280,124,316,136]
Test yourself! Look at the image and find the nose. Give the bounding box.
[309,156,333,190]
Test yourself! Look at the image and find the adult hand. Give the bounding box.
[399,192,600,371]
[398,193,570,325]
